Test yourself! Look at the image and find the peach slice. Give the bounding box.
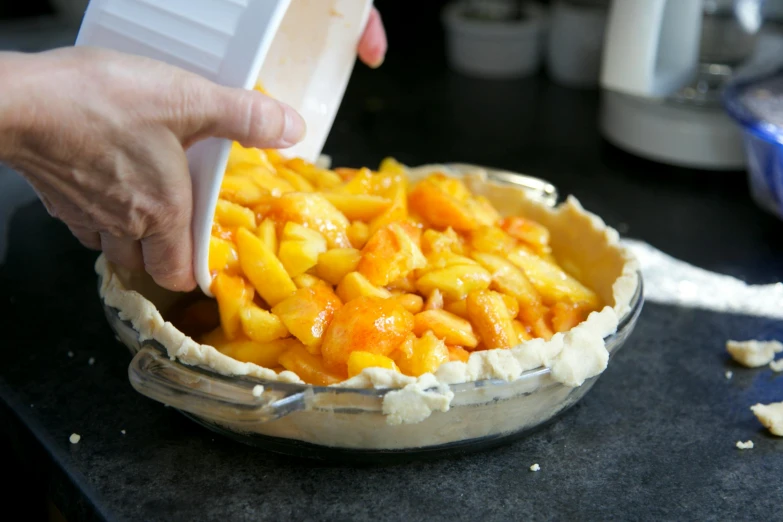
[335,272,392,303]
[347,351,399,378]
[208,236,239,276]
[466,289,519,349]
[211,273,254,340]
[408,177,477,231]
[239,305,289,344]
[413,309,479,348]
[321,296,414,372]
[268,192,351,248]
[316,248,362,285]
[277,222,328,278]
[278,344,345,386]
[500,216,551,251]
[358,222,426,286]
[392,331,450,377]
[272,285,342,353]
[236,228,296,307]
[322,193,392,221]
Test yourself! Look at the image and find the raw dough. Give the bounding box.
[751,402,783,436]
[726,340,783,368]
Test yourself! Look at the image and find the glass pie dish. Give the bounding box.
[100,165,643,461]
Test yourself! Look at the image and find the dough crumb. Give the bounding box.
[751,402,783,436]
[530,463,541,472]
[770,359,783,372]
[121,429,126,435]
[69,433,81,444]
[736,440,754,450]
[67,351,74,358]
[726,339,783,368]
[88,357,95,366]
[725,371,733,380]
[252,385,264,397]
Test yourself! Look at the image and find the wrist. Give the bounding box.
[0,50,62,166]
[0,53,23,162]
[0,52,32,163]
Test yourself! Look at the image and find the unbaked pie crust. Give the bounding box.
[97,164,640,425]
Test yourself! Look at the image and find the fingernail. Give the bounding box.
[281,104,306,147]
[369,55,385,69]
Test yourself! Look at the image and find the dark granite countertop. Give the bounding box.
[2,30,783,522]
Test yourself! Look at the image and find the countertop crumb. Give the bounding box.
[726,339,783,368]
[770,359,783,372]
[88,357,95,365]
[736,440,754,450]
[725,370,733,379]
[67,351,74,358]
[252,385,264,397]
[69,433,81,444]
[751,402,783,436]
[530,463,541,472]
[121,430,126,435]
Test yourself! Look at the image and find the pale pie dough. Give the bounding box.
[751,402,783,436]
[96,164,640,425]
[726,340,783,368]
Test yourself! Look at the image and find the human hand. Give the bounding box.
[0,9,387,293]
[0,47,306,292]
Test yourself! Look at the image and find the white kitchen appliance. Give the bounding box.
[599,0,770,170]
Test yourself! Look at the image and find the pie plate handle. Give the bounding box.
[128,346,307,425]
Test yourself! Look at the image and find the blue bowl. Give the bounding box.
[723,71,783,220]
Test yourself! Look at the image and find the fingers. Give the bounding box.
[68,224,101,250]
[358,8,387,68]
[191,87,306,150]
[141,225,196,292]
[137,161,196,295]
[100,232,144,271]
[140,147,196,292]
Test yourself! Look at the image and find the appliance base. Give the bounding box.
[600,90,746,171]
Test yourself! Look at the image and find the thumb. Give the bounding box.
[182,84,307,150]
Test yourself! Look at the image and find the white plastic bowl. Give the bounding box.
[75,0,373,296]
[442,0,546,79]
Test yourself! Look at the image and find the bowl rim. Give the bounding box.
[723,66,783,146]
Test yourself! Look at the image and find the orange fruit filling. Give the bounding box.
[180,142,602,385]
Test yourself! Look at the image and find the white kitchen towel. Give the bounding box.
[624,239,783,319]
